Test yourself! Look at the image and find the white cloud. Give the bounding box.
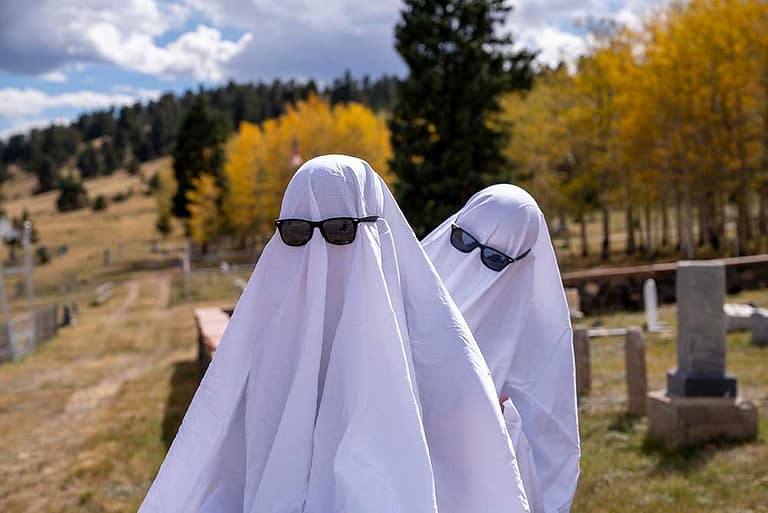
[38,71,67,83]
[0,118,72,140]
[0,0,251,81]
[506,0,667,68]
[0,87,162,140]
[182,0,405,80]
[0,88,161,118]
[0,0,670,82]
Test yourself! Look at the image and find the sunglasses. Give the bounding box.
[275,216,379,247]
[450,224,531,272]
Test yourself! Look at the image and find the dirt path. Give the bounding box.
[0,272,196,512]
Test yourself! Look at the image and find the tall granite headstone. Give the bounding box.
[648,260,758,449]
[667,261,737,397]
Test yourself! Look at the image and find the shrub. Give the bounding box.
[56,179,89,212]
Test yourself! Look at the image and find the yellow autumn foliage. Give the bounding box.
[186,173,222,245]
[223,94,392,241]
[502,0,768,257]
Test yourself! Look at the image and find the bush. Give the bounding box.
[56,179,89,212]
[156,212,172,237]
[112,188,133,202]
[36,246,50,264]
[92,195,108,211]
[127,159,140,175]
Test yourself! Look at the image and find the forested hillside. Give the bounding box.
[0,73,398,193]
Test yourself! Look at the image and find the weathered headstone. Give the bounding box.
[666,261,736,397]
[643,279,660,332]
[751,310,768,347]
[648,260,758,449]
[573,328,591,397]
[625,327,648,416]
[724,303,758,332]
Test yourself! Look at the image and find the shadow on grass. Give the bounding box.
[608,412,640,434]
[641,435,758,475]
[161,359,199,448]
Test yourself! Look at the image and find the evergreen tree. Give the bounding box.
[56,179,89,212]
[171,96,228,217]
[77,146,103,178]
[389,0,534,234]
[32,155,57,193]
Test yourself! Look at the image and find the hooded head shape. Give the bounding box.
[139,156,530,513]
[423,184,580,513]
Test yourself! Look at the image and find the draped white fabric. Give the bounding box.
[423,184,580,513]
[139,156,530,513]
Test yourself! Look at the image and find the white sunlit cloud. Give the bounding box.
[0,88,162,139]
[0,0,252,81]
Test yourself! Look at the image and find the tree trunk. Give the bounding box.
[661,194,669,247]
[601,206,611,260]
[675,186,684,254]
[758,190,767,238]
[697,197,706,247]
[736,180,751,256]
[683,183,695,259]
[704,190,721,251]
[560,209,570,249]
[580,215,589,257]
[645,204,653,254]
[625,203,636,255]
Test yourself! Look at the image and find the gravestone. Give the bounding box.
[573,328,591,397]
[643,279,661,332]
[624,327,647,416]
[666,261,736,397]
[751,311,768,347]
[724,303,759,332]
[648,260,758,449]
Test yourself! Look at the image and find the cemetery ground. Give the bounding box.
[0,167,766,512]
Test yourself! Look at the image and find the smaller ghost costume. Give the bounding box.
[423,184,580,513]
[138,157,530,513]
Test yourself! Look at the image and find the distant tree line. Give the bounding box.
[0,74,399,194]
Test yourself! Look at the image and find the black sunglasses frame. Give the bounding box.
[275,216,379,247]
[450,224,531,272]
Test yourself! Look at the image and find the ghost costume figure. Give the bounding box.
[139,156,530,513]
[423,185,580,513]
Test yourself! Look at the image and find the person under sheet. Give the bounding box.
[422,184,580,513]
[138,155,531,513]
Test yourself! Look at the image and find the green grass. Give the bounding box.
[572,291,768,512]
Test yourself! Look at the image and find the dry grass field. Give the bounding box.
[0,169,766,512]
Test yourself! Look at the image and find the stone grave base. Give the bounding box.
[647,390,758,450]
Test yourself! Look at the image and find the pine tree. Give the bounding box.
[172,96,228,217]
[389,0,534,234]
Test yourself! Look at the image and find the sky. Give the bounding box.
[0,0,664,140]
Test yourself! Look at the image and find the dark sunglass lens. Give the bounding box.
[450,226,478,252]
[481,247,509,272]
[280,220,313,246]
[322,218,356,245]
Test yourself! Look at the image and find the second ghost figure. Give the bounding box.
[423,184,581,513]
